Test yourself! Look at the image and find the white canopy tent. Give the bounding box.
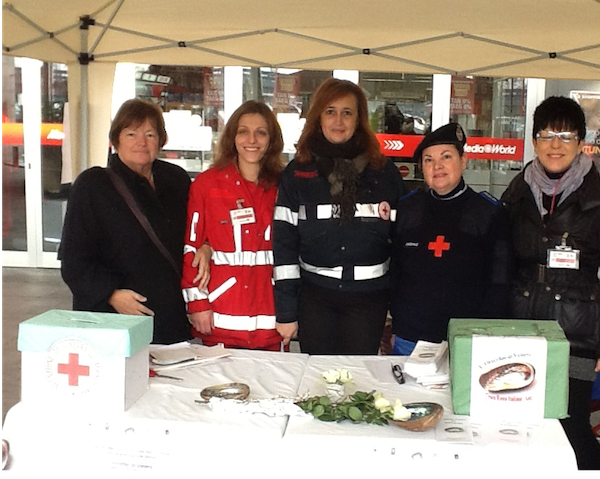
[3,0,600,171]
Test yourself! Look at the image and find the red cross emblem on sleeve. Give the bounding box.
[428,235,450,257]
[378,201,391,221]
[57,353,90,386]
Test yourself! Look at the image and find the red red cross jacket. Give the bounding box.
[181,164,282,349]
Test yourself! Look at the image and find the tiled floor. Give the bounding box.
[2,267,72,422]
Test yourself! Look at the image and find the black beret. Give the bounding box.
[413,122,467,161]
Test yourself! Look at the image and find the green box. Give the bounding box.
[448,318,569,418]
[18,309,153,356]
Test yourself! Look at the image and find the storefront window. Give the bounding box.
[132,65,527,196]
[41,62,68,253]
[359,72,433,188]
[2,56,25,251]
[2,57,67,253]
[450,76,527,197]
[135,65,224,174]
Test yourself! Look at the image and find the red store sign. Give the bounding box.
[376,134,524,161]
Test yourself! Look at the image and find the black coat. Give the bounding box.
[59,154,192,344]
[390,185,512,343]
[501,164,600,358]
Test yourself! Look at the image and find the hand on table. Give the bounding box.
[189,310,214,335]
[108,289,154,316]
[276,321,298,346]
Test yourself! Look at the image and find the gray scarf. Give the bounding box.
[524,152,593,216]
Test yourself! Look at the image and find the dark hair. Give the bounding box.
[296,78,385,169]
[109,99,168,149]
[533,96,586,141]
[213,100,285,188]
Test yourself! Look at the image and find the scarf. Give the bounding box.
[524,152,593,217]
[309,131,368,225]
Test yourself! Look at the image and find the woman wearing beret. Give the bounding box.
[501,96,600,470]
[390,122,512,355]
[273,78,407,355]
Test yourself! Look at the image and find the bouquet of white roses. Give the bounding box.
[297,390,411,425]
[297,368,412,425]
[322,368,353,385]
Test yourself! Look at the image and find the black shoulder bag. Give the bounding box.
[106,168,181,277]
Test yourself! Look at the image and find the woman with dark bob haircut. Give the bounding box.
[60,98,192,344]
[273,78,407,355]
[502,96,600,470]
[181,100,287,350]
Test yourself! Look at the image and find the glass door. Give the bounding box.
[2,57,67,268]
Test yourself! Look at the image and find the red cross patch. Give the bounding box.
[428,235,450,257]
[378,201,391,221]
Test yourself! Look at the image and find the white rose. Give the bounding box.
[373,392,391,412]
[322,369,341,384]
[392,402,412,421]
[338,369,353,384]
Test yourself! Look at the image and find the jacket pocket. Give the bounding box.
[554,288,600,355]
[511,287,534,319]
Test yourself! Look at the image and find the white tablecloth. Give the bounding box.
[285,355,577,473]
[2,348,577,474]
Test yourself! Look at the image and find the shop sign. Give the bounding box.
[2,122,64,146]
[203,67,223,107]
[376,133,424,158]
[464,138,523,161]
[395,162,416,179]
[377,133,524,161]
[450,76,476,115]
[273,72,300,112]
[570,90,600,165]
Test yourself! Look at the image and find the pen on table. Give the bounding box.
[149,370,183,381]
[392,364,405,384]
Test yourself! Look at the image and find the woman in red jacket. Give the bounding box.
[181,101,286,350]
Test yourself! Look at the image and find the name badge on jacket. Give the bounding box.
[547,247,580,270]
[547,234,579,270]
[230,207,256,226]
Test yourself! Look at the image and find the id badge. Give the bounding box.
[230,207,256,226]
[547,247,580,270]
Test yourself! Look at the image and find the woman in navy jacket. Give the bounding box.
[273,78,406,355]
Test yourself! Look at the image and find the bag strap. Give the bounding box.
[106,168,181,277]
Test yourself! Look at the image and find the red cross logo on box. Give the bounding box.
[57,353,90,386]
[45,338,100,393]
[428,235,450,257]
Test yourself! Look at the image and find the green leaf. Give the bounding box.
[313,404,325,417]
[348,406,363,421]
[319,413,336,422]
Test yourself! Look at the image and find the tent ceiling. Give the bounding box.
[3,0,600,80]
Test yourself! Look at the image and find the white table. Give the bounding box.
[2,348,577,474]
[285,355,577,473]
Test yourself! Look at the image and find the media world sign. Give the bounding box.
[377,134,524,161]
[464,138,524,161]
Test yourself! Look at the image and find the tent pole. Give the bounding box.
[79,16,94,171]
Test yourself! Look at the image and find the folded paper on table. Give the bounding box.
[448,319,569,419]
[404,340,449,388]
[150,343,230,371]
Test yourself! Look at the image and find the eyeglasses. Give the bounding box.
[535,131,580,143]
